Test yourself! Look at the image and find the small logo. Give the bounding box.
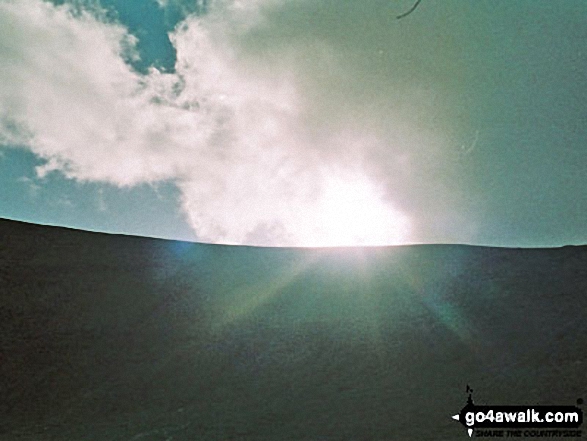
[451,386,583,438]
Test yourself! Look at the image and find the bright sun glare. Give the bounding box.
[292,173,410,247]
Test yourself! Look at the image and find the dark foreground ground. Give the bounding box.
[1,218,586,440]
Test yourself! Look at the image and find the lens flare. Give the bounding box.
[292,171,410,247]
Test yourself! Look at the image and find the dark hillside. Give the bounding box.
[1,219,586,440]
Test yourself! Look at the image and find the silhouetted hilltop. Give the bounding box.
[1,218,585,440]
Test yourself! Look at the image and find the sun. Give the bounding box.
[292,171,410,247]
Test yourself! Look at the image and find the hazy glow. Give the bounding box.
[293,172,410,247]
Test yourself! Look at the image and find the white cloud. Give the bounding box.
[0,0,473,246]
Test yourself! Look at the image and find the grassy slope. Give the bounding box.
[1,219,586,440]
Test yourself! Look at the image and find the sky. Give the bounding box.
[0,0,585,247]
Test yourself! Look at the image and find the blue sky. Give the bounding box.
[1,0,586,247]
